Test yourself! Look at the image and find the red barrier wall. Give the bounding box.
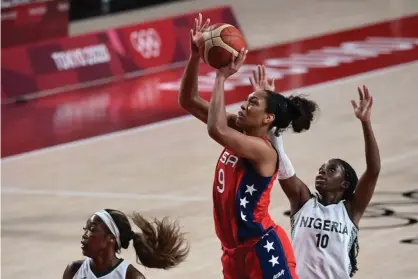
[1,6,242,102]
[1,0,69,48]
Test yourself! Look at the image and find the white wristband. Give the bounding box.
[270,131,296,180]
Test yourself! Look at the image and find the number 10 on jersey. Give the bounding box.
[315,233,329,248]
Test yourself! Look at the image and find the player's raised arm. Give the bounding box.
[207,49,274,165]
[272,134,312,215]
[178,14,237,128]
[178,13,210,123]
[349,86,381,225]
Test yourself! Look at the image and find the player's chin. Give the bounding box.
[81,246,91,257]
[235,117,245,127]
[81,248,87,256]
[315,182,327,191]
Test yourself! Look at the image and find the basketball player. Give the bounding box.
[273,85,381,278]
[62,209,189,279]
[179,13,318,279]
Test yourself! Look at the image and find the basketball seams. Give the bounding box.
[204,35,244,41]
[203,39,213,63]
[212,37,239,57]
[199,23,246,69]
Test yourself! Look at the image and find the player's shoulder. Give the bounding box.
[126,264,146,279]
[62,260,84,279]
[291,195,316,218]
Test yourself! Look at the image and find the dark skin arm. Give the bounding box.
[348,86,381,225]
[62,260,83,279]
[126,264,146,279]
[178,13,238,129]
[279,173,312,215]
[276,131,311,215]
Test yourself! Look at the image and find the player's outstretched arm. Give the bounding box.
[270,133,312,215]
[178,13,210,123]
[349,86,381,225]
[178,13,237,128]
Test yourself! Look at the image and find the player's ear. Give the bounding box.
[263,113,275,125]
[341,181,349,189]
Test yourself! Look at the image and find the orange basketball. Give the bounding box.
[198,23,246,69]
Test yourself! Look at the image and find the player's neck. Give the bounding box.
[244,128,267,137]
[90,252,119,274]
[320,193,343,205]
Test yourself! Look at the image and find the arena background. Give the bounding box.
[2,0,418,278]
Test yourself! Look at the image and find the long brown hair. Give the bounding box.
[106,209,189,269]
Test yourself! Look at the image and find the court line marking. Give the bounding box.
[2,60,418,163]
[1,187,208,202]
[3,149,416,200]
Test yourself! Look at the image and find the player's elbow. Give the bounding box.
[178,95,195,112]
[207,123,226,140]
[207,124,219,137]
[178,94,188,108]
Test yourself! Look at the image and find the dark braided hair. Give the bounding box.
[264,90,318,136]
[333,159,360,277]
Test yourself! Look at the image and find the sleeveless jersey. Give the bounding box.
[212,139,278,249]
[73,258,129,279]
[290,197,358,279]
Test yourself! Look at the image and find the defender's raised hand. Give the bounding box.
[249,65,276,92]
[351,85,374,122]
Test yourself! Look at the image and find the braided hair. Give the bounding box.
[333,159,360,277]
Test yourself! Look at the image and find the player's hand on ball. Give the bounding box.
[217,48,248,79]
[249,65,276,92]
[351,85,373,122]
[190,13,210,57]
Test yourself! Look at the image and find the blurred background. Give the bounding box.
[2,1,418,278]
[2,0,182,19]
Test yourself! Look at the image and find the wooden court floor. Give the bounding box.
[2,1,418,278]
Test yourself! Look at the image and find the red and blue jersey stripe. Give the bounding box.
[212,141,278,249]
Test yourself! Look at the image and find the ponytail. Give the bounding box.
[130,212,189,269]
[106,209,189,270]
[265,91,318,136]
[287,95,318,133]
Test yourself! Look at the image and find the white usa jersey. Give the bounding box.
[73,258,129,279]
[290,197,358,279]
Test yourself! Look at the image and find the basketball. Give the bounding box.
[198,23,246,69]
